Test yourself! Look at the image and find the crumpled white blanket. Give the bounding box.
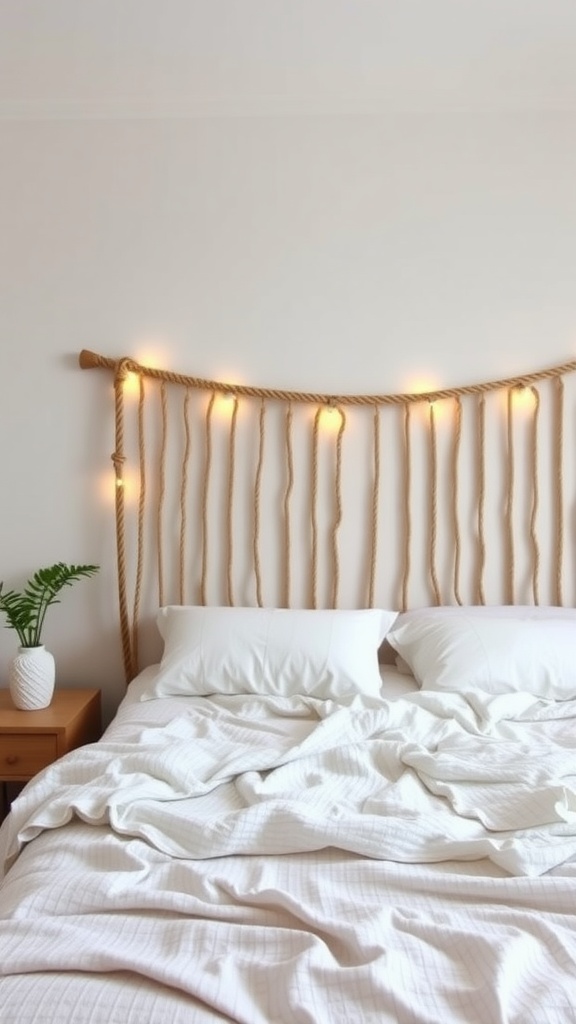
[2,687,576,878]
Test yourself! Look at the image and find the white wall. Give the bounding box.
[1,111,576,723]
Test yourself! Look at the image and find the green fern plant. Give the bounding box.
[0,563,99,648]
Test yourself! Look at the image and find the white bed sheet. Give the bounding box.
[0,665,575,1024]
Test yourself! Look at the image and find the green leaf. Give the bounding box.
[0,563,99,646]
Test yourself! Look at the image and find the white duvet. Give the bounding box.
[3,680,576,878]
[1,670,576,1023]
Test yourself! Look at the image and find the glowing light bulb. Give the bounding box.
[512,385,537,412]
[122,371,140,398]
[318,404,344,433]
[213,392,238,419]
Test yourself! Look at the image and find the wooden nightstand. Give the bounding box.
[0,688,101,818]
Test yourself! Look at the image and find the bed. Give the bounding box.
[1,352,576,1023]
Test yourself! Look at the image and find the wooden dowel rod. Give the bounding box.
[79,349,117,370]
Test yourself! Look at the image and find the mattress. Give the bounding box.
[0,663,575,1024]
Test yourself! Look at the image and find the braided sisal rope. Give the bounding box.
[79,349,576,406]
[112,359,134,682]
[283,404,294,609]
[200,394,215,606]
[157,383,168,609]
[476,395,486,606]
[452,398,463,606]
[179,389,192,605]
[428,402,441,606]
[226,398,239,607]
[253,399,266,608]
[530,387,540,606]
[368,405,380,609]
[505,389,515,605]
[330,408,346,609]
[132,376,147,670]
[401,402,412,613]
[310,408,322,609]
[555,377,564,606]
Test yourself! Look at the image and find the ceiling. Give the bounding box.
[1,0,576,119]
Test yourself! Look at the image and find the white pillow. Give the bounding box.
[141,605,398,701]
[393,604,576,627]
[380,604,576,666]
[387,610,576,699]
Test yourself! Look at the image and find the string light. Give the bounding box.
[122,371,140,398]
[319,404,344,433]
[214,392,239,419]
[97,468,138,506]
[511,384,538,412]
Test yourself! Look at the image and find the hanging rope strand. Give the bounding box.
[112,360,134,681]
[179,388,192,605]
[226,398,239,607]
[330,408,346,608]
[505,389,515,605]
[310,408,322,609]
[554,377,564,606]
[451,397,463,606]
[200,394,215,606]
[283,403,294,609]
[368,405,380,609]
[157,383,168,609]
[529,386,541,605]
[401,402,412,613]
[476,395,486,605]
[428,401,441,606]
[132,375,147,671]
[253,398,266,608]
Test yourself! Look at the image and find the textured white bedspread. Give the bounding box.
[1,676,576,1023]
[3,683,576,877]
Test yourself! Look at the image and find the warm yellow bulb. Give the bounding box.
[318,405,344,433]
[213,392,238,419]
[122,371,140,398]
[98,470,137,506]
[511,385,537,412]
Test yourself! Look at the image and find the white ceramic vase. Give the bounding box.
[8,645,56,710]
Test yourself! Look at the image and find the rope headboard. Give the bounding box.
[80,349,576,682]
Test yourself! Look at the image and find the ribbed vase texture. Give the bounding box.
[8,646,55,710]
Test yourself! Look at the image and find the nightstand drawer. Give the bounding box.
[1,734,58,778]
